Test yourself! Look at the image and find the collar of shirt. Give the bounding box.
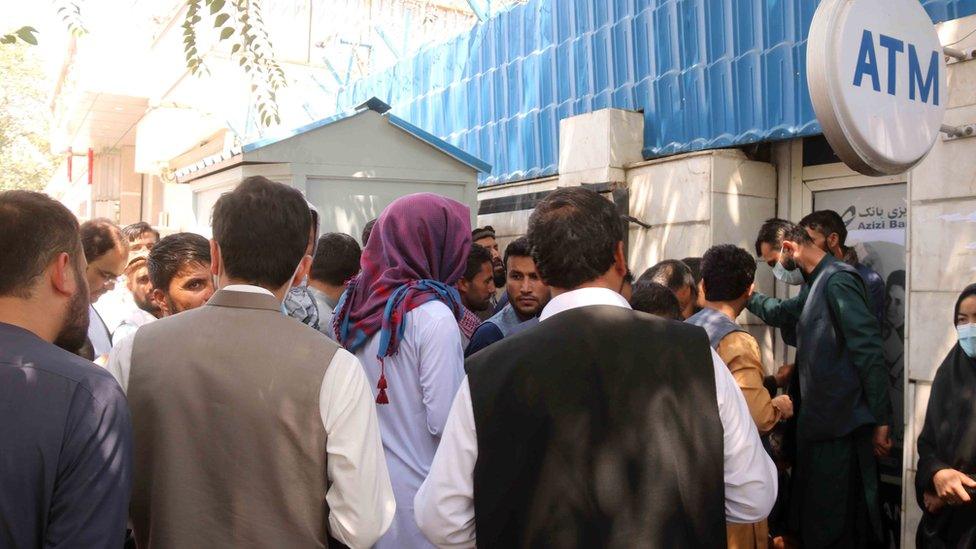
[222,284,275,297]
[307,285,339,309]
[806,253,836,284]
[539,287,631,323]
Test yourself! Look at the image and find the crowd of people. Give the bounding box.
[1,176,974,548]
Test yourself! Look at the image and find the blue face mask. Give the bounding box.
[958,323,976,358]
[773,260,805,286]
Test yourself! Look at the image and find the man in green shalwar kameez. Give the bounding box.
[748,214,892,548]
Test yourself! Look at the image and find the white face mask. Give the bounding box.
[773,260,805,286]
[958,323,976,358]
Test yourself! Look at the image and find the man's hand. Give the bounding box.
[771,395,794,420]
[872,425,892,458]
[933,469,976,505]
[774,363,795,388]
[923,491,946,514]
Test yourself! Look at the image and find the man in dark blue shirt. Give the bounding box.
[465,237,550,357]
[0,190,133,549]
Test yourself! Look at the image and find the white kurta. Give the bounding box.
[354,300,465,549]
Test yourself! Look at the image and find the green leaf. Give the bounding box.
[231,43,241,54]
[210,0,225,14]
[219,27,234,40]
[0,35,16,44]
[15,27,38,45]
[214,13,229,27]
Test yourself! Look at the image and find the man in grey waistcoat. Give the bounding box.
[126,176,395,548]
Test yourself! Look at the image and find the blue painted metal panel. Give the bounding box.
[337,0,976,186]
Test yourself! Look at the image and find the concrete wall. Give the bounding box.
[901,14,976,544]
[627,149,778,368]
[475,111,780,370]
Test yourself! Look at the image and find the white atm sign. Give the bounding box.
[808,0,948,176]
[852,30,941,106]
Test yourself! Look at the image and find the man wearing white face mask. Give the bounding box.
[749,218,807,398]
[124,177,395,548]
[752,216,892,547]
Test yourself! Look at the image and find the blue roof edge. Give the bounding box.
[386,114,493,173]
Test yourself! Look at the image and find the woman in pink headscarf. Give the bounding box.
[333,193,471,548]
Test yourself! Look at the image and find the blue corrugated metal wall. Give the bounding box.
[336,0,976,186]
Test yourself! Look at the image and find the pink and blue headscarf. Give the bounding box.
[333,193,471,403]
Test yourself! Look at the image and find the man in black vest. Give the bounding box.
[760,218,892,548]
[415,187,776,548]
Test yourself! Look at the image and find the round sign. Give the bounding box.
[807,0,947,176]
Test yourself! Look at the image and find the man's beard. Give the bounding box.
[135,293,161,317]
[492,259,506,287]
[54,266,91,353]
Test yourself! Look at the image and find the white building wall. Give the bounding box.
[901,14,976,545]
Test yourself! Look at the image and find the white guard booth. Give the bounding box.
[170,97,490,238]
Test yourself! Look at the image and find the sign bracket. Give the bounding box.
[944,46,975,63]
[940,123,976,141]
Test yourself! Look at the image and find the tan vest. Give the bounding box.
[128,289,339,548]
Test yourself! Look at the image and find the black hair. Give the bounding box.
[310,233,362,286]
[528,187,623,289]
[802,210,848,245]
[701,245,756,302]
[755,218,795,256]
[631,281,682,320]
[464,243,494,281]
[0,191,82,298]
[80,218,126,263]
[682,256,703,286]
[637,260,695,294]
[362,219,376,247]
[122,221,160,243]
[472,225,496,242]
[148,232,211,292]
[211,176,311,288]
[786,218,816,246]
[955,283,976,324]
[503,236,533,268]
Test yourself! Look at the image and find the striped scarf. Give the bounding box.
[332,193,471,403]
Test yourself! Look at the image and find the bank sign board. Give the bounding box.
[808,0,947,176]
